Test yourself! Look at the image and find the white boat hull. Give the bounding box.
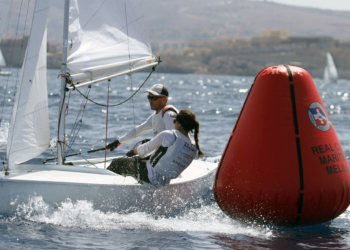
[0,159,217,215]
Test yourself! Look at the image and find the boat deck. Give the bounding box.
[1,159,217,187]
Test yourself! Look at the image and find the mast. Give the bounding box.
[57,0,70,165]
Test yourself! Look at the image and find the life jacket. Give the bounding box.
[149,130,198,178]
[162,105,178,117]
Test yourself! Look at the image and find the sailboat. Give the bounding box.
[0,0,217,215]
[0,0,11,76]
[0,50,11,75]
[323,52,338,83]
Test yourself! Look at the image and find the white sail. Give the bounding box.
[7,1,50,170]
[67,0,158,87]
[324,52,338,83]
[0,49,5,67]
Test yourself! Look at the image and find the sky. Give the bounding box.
[252,0,350,12]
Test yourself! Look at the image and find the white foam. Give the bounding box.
[337,207,350,219]
[0,120,9,145]
[50,137,57,148]
[8,195,272,238]
[202,155,221,163]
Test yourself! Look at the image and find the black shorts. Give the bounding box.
[107,157,150,183]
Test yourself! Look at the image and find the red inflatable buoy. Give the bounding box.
[213,65,350,227]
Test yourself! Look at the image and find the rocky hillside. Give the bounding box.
[144,0,350,42]
[4,0,350,44]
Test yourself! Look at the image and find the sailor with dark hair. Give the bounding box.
[106,83,178,152]
[107,110,204,186]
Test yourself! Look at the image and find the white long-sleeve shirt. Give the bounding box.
[137,130,195,186]
[118,106,177,144]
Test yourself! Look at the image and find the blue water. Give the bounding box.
[1,68,350,249]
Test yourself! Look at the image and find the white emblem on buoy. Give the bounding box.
[307,102,330,131]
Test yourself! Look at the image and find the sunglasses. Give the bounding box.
[147,95,162,101]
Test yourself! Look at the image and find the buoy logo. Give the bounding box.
[307,102,330,131]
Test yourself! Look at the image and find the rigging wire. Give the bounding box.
[107,0,156,145]
[0,0,15,121]
[57,75,68,162]
[72,67,156,107]
[52,69,155,165]
[82,159,116,168]
[125,0,140,182]
[18,0,32,73]
[5,0,39,169]
[66,85,91,153]
[124,0,137,139]
[0,0,29,124]
[64,89,72,116]
[62,142,99,168]
[104,79,110,169]
[112,105,136,141]
[47,0,158,165]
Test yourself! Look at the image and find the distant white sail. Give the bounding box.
[7,1,50,170]
[324,52,338,83]
[67,0,157,86]
[0,49,5,67]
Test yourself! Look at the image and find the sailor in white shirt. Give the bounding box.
[106,84,178,151]
[107,110,204,186]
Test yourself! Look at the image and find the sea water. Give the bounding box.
[0,68,350,249]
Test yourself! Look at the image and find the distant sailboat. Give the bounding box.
[0,0,11,76]
[0,49,11,75]
[323,52,338,83]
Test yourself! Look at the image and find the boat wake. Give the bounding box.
[3,195,272,238]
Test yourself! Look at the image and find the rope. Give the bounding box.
[66,85,91,153]
[65,89,72,116]
[133,140,143,150]
[83,159,112,167]
[62,142,99,168]
[72,67,156,107]
[104,79,110,169]
[66,119,82,153]
[57,77,68,160]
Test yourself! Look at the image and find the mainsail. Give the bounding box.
[7,1,50,170]
[67,0,158,88]
[324,52,338,83]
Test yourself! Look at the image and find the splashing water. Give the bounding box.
[201,155,221,163]
[7,195,272,239]
[0,120,9,145]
